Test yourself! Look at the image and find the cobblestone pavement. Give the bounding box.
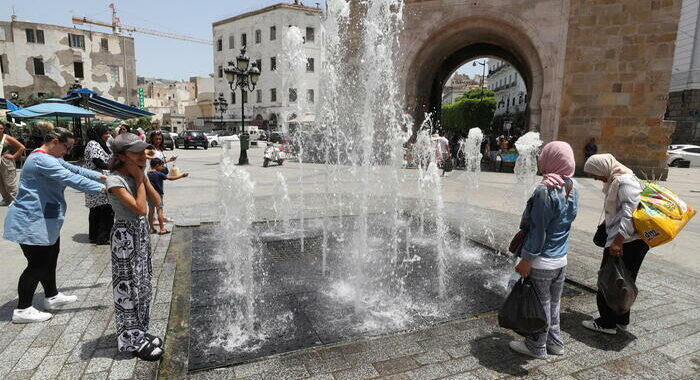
[0,148,698,379]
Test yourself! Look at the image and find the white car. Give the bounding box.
[216,130,240,144]
[667,145,700,167]
[204,132,221,147]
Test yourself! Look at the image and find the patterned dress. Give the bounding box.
[84,141,111,208]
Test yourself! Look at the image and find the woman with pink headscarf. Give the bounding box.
[509,141,578,360]
[580,153,647,335]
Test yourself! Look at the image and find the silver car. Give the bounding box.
[667,145,700,167]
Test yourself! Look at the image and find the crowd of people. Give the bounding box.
[0,120,653,363]
[1,121,189,361]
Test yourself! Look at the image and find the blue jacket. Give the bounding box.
[520,179,578,261]
[3,150,104,246]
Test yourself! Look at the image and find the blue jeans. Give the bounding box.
[524,266,566,356]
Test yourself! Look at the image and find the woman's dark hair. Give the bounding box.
[41,122,74,143]
[148,130,165,151]
[87,125,112,154]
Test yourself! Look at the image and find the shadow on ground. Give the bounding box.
[560,307,636,351]
[469,331,529,376]
[72,233,91,243]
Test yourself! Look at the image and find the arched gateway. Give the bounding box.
[396,0,681,176]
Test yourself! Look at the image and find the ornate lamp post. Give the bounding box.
[473,60,486,99]
[224,47,261,165]
[213,93,228,131]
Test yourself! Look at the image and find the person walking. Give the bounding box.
[147,131,177,223]
[0,122,26,205]
[581,153,648,334]
[433,131,451,177]
[509,141,578,359]
[84,125,114,245]
[4,123,105,323]
[106,132,163,361]
[584,138,598,161]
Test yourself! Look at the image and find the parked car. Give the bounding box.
[667,145,700,167]
[216,130,240,144]
[175,130,208,149]
[163,133,175,150]
[204,132,220,147]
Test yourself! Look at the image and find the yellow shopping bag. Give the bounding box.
[633,180,696,247]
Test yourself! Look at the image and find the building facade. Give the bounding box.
[667,0,700,144]
[212,2,322,132]
[441,73,485,105]
[0,19,137,105]
[487,59,527,117]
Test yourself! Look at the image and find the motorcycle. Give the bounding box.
[263,142,286,167]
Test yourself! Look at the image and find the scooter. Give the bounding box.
[263,142,286,167]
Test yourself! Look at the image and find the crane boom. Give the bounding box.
[71,16,212,45]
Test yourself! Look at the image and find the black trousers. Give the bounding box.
[18,239,60,309]
[595,239,649,328]
[89,204,114,243]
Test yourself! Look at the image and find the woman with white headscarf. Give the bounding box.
[581,153,649,335]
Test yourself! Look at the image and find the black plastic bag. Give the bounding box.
[597,256,638,315]
[498,278,548,336]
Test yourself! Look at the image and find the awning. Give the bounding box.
[0,98,21,111]
[9,102,95,119]
[63,89,154,120]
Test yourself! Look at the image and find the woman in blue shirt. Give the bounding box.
[4,124,105,324]
[509,141,578,359]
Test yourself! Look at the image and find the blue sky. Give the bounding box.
[1,0,484,80]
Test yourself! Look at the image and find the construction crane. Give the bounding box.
[71,3,212,45]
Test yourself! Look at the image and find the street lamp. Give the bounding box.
[224,47,261,165]
[473,60,486,99]
[213,93,228,131]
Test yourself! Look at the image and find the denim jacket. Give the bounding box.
[519,179,579,261]
[3,150,104,246]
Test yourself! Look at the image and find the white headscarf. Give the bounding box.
[583,153,633,218]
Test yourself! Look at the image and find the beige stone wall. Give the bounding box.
[558,0,681,177]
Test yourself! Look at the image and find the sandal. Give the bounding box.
[149,229,157,234]
[133,340,163,362]
[158,230,171,235]
[145,333,163,347]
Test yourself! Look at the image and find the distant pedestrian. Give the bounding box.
[147,158,188,235]
[581,153,648,335]
[106,133,163,361]
[435,131,451,177]
[4,123,105,323]
[0,122,26,205]
[147,131,177,224]
[136,128,146,141]
[84,125,114,245]
[584,138,598,160]
[509,141,577,359]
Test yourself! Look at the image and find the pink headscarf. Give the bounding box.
[538,141,575,189]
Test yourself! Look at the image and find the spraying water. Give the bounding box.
[459,127,484,248]
[514,131,543,201]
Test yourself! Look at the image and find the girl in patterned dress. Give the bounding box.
[84,125,113,244]
[106,133,164,361]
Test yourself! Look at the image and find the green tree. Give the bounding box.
[441,88,497,134]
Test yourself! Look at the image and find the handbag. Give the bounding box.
[594,223,607,247]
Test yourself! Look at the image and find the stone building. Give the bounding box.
[667,0,700,144]
[441,73,485,104]
[487,59,527,117]
[395,0,681,177]
[212,1,322,132]
[0,19,137,105]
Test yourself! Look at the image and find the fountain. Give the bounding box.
[185,1,575,371]
[514,131,543,201]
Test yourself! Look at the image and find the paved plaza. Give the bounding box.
[0,144,699,379]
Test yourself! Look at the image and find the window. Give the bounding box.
[231,91,236,104]
[289,88,297,102]
[307,89,315,103]
[73,62,84,79]
[26,29,35,43]
[0,54,6,74]
[217,38,222,51]
[33,58,45,75]
[684,148,700,154]
[270,57,277,71]
[229,35,235,49]
[242,91,248,103]
[306,27,315,43]
[256,89,262,103]
[101,38,109,52]
[110,66,120,83]
[519,95,523,104]
[255,30,261,44]
[36,30,45,44]
[241,33,247,47]
[0,26,6,41]
[270,26,276,41]
[306,58,315,72]
[255,59,262,71]
[218,66,223,78]
[270,88,277,102]
[68,34,85,49]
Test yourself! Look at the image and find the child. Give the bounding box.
[106,133,163,361]
[147,158,188,235]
